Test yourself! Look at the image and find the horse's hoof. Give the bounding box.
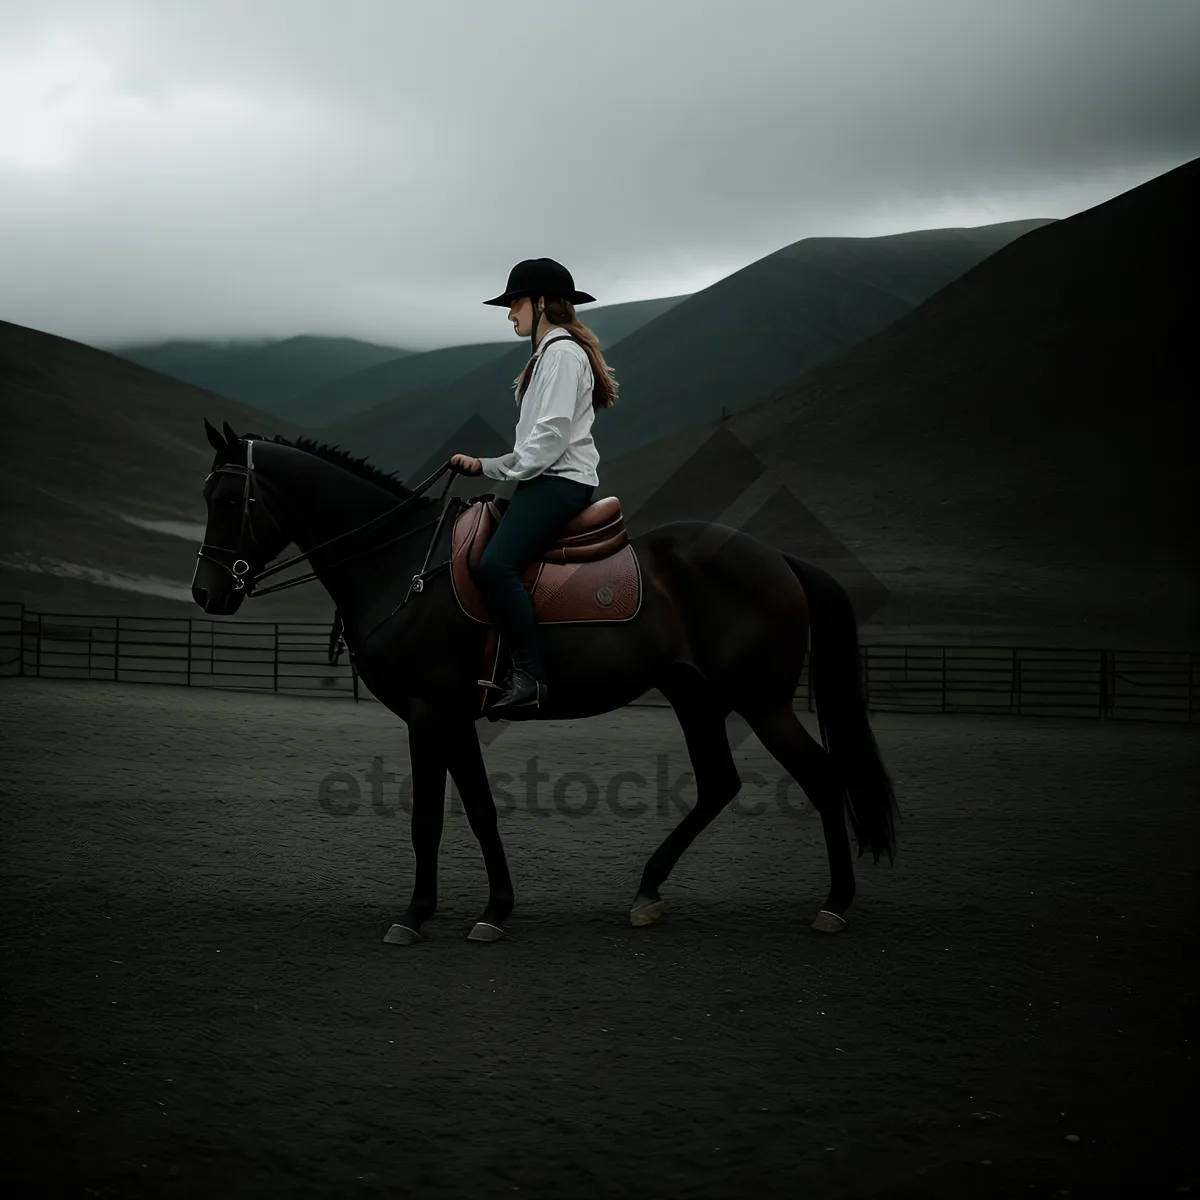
[811,910,848,934]
[383,923,426,944]
[467,921,507,942]
[630,897,666,927]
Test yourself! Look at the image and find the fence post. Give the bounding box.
[18,602,25,676]
[113,616,120,681]
[1013,649,1022,715]
[273,624,280,693]
[1099,649,1109,720]
[36,611,42,677]
[1190,652,1196,725]
[941,647,947,714]
[186,619,192,687]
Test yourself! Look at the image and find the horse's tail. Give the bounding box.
[784,555,898,864]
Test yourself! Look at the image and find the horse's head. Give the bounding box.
[192,419,292,615]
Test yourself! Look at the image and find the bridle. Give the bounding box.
[196,438,463,603]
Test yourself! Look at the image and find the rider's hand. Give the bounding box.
[450,454,483,476]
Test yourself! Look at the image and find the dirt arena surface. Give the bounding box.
[1,679,1196,1199]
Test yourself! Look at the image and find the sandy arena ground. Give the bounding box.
[0,679,1196,1198]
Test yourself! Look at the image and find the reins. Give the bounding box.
[197,441,462,602]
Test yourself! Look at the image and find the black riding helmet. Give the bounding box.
[483,258,596,361]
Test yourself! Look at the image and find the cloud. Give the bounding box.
[0,0,1197,348]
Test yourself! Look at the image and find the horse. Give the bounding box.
[192,419,898,943]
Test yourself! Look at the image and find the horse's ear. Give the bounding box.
[222,420,238,444]
[204,417,226,454]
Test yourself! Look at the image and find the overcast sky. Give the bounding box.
[1,0,1197,351]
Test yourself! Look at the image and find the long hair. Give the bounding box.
[512,297,619,411]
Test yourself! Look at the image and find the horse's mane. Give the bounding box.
[246,433,434,507]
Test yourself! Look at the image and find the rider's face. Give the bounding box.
[508,296,541,337]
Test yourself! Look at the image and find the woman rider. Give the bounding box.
[450,258,618,717]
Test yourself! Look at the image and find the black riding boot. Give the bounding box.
[488,664,546,716]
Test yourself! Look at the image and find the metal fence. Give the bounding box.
[0,601,1195,724]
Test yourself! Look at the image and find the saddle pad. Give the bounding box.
[450,502,642,625]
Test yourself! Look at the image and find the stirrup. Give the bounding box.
[489,671,546,713]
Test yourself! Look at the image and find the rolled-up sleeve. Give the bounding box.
[479,348,582,482]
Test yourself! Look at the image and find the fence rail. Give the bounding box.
[0,601,1195,724]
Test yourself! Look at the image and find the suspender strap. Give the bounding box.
[518,331,582,404]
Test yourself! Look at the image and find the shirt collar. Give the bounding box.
[535,325,572,355]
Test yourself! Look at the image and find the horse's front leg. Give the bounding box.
[383,719,448,944]
[445,721,514,942]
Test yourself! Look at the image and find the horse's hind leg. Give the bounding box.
[739,701,856,932]
[630,672,742,926]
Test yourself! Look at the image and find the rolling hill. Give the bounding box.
[306,293,692,451]
[0,321,326,618]
[573,293,692,349]
[320,221,1050,483]
[285,341,515,427]
[114,334,411,419]
[593,219,1054,457]
[108,337,279,383]
[597,159,1198,647]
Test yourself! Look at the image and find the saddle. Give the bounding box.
[449,494,642,712]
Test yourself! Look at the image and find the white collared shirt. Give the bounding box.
[478,329,601,486]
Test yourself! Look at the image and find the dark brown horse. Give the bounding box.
[192,421,897,943]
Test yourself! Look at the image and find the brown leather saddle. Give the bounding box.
[450,494,642,712]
